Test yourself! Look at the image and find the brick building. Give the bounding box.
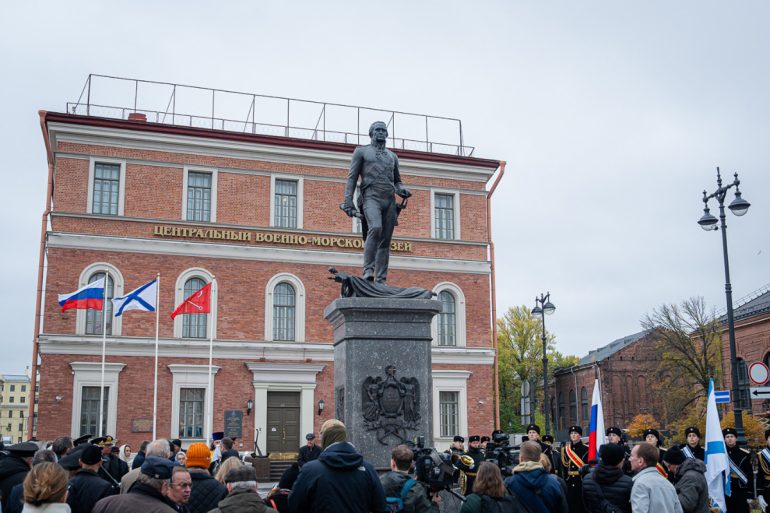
[31,78,503,453]
[552,331,663,439]
[719,287,770,418]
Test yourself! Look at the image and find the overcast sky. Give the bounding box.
[1,1,768,374]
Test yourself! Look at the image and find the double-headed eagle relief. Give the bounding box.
[362,365,421,445]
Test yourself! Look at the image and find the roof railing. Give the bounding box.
[66,74,475,157]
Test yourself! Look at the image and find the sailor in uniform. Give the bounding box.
[643,428,669,481]
[757,429,770,513]
[606,427,631,474]
[559,425,588,513]
[678,426,705,461]
[724,427,754,513]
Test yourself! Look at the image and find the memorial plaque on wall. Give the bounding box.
[224,410,243,439]
[131,418,152,433]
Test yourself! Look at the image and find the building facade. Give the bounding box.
[719,287,770,418]
[33,89,502,453]
[1,374,31,444]
[552,331,663,439]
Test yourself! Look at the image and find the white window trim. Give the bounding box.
[264,273,306,342]
[269,175,304,229]
[432,370,471,450]
[246,362,325,456]
[173,268,217,339]
[70,361,125,438]
[169,364,221,442]
[430,189,461,240]
[431,282,467,347]
[87,157,126,216]
[182,166,218,223]
[76,262,124,336]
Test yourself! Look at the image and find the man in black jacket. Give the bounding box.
[380,445,440,513]
[67,444,117,513]
[288,419,387,513]
[297,433,322,467]
[0,442,37,511]
[582,443,633,513]
[184,442,227,513]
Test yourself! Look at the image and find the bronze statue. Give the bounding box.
[341,121,411,283]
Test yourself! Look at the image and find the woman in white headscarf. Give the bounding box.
[118,444,133,467]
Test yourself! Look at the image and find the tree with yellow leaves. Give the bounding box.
[627,413,660,439]
[720,411,768,447]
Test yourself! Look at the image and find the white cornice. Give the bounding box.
[47,122,496,183]
[46,232,491,275]
[38,335,495,364]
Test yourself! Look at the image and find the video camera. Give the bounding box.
[411,436,457,493]
[483,432,519,476]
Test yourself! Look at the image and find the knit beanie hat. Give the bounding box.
[320,419,347,449]
[186,442,212,469]
[599,443,625,466]
[663,447,685,466]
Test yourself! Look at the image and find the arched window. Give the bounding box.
[558,393,565,431]
[736,358,751,410]
[182,277,208,338]
[85,272,115,335]
[550,397,556,430]
[273,282,296,341]
[580,387,588,424]
[437,291,456,346]
[431,282,466,347]
[569,389,577,424]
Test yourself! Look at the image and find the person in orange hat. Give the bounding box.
[185,442,226,513]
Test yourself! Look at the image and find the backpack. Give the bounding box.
[385,478,418,513]
[480,494,530,513]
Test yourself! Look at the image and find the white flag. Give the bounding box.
[704,378,728,512]
[112,279,157,316]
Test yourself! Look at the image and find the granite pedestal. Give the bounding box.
[324,297,441,468]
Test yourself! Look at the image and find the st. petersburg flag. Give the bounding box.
[587,378,606,463]
[58,278,105,312]
[112,279,157,316]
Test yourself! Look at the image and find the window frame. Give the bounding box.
[182,166,218,223]
[264,273,306,342]
[173,268,216,339]
[438,391,459,438]
[269,175,303,229]
[76,263,124,336]
[87,157,126,216]
[70,362,125,438]
[169,364,220,442]
[432,370,470,449]
[580,387,588,424]
[736,358,751,410]
[431,283,467,347]
[430,189,461,240]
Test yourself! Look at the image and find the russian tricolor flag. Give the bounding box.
[587,378,607,463]
[58,278,105,312]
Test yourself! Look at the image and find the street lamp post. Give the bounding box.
[697,167,751,445]
[532,292,556,435]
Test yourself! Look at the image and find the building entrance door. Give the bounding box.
[266,392,301,454]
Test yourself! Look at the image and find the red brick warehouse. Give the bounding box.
[30,77,505,454]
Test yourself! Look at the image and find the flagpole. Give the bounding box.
[98,271,109,438]
[205,277,216,446]
[152,273,160,440]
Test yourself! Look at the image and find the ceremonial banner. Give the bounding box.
[587,378,606,462]
[58,278,105,312]
[112,278,157,316]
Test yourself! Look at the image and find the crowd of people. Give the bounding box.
[0,419,767,513]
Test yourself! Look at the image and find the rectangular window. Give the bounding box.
[10,385,14,392]
[21,385,26,392]
[80,386,108,437]
[92,162,121,215]
[434,193,455,240]
[179,388,204,438]
[20,397,25,404]
[8,410,13,418]
[439,391,459,438]
[9,397,13,403]
[186,172,212,222]
[274,179,298,228]
[18,423,23,432]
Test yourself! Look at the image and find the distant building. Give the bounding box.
[552,331,663,439]
[0,374,31,444]
[719,286,770,418]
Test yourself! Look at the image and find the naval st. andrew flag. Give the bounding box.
[112,279,157,316]
[170,282,212,319]
[58,278,105,312]
[587,378,607,462]
[705,378,729,512]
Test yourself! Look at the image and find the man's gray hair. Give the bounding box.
[146,439,171,459]
[228,481,257,493]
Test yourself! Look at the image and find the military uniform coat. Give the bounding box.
[678,443,705,462]
[757,445,770,509]
[725,445,753,513]
[67,469,116,513]
[559,441,588,513]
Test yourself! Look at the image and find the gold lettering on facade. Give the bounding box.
[151,225,411,252]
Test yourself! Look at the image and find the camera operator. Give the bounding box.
[380,445,441,513]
